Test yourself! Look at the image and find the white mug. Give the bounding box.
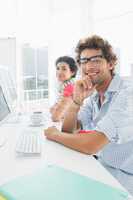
[30,111,43,126]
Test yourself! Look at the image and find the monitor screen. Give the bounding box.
[0,86,10,121]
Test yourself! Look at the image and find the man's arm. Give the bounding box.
[44,127,109,154]
[62,78,96,133]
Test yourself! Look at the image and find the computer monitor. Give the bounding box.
[0,85,11,122]
[0,65,17,112]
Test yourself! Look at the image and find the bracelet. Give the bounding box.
[73,99,81,106]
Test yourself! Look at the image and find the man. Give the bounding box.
[44,35,133,195]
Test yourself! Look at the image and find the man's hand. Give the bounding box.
[73,76,96,105]
[44,126,60,141]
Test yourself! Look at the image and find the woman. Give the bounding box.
[50,56,78,122]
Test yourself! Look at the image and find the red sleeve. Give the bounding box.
[79,130,96,134]
[63,84,74,97]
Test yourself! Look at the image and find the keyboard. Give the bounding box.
[6,112,21,124]
[15,129,41,155]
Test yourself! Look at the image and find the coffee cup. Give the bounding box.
[30,111,43,126]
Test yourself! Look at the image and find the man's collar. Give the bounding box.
[106,74,122,92]
[91,74,122,101]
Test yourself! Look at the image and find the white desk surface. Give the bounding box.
[0,115,132,199]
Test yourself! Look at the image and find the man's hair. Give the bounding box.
[55,56,78,78]
[75,35,117,74]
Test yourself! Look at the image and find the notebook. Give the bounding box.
[0,196,6,200]
[0,165,129,200]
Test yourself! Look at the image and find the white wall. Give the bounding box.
[17,0,49,46]
[0,0,16,37]
[48,0,94,105]
[93,0,133,76]
[0,38,16,68]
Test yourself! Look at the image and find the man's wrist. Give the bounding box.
[73,99,82,106]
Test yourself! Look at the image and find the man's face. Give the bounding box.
[79,49,113,85]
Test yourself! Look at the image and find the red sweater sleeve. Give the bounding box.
[63,84,74,97]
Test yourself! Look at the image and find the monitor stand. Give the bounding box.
[0,136,6,147]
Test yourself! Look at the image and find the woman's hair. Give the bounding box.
[55,56,78,78]
[75,35,117,74]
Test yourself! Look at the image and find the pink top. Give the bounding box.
[58,78,75,98]
[63,83,74,97]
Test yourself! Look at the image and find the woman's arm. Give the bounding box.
[50,96,73,122]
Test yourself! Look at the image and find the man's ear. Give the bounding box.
[108,62,114,70]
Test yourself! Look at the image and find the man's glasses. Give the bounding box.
[78,55,104,66]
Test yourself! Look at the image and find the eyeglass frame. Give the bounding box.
[78,55,105,66]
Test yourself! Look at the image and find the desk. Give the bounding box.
[0,116,132,199]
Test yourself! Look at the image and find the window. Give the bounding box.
[16,0,49,108]
[22,44,48,101]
